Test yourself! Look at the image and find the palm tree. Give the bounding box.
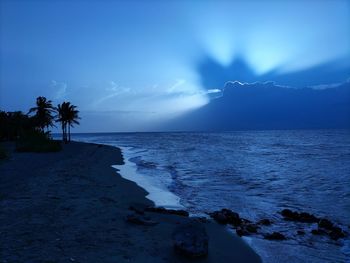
[66,104,80,142]
[56,102,69,142]
[28,96,55,132]
[56,102,80,143]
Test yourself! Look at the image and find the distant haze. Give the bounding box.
[1,0,349,132]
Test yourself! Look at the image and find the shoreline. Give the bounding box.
[0,141,261,263]
[112,146,184,210]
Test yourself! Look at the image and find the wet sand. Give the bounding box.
[0,141,261,263]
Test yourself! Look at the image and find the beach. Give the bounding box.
[0,141,261,263]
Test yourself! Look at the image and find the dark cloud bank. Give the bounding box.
[160,55,350,131]
[163,80,350,131]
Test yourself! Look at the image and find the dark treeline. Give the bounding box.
[0,96,80,152]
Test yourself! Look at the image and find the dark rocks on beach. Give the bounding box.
[329,227,346,240]
[210,211,228,224]
[258,219,272,226]
[145,207,189,217]
[280,209,347,240]
[299,212,319,223]
[318,218,333,230]
[172,222,208,258]
[281,209,318,223]
[209,209,241,226]
[311,226,345,240]
[126,214,158,226]
[236,227,249,237]
[208,207,347,242]
[235,224,259,236]
[316,218,346,240]
[264,232,286,240]
[281,209,298,219]
[209,209,262,237]
[245,224,259,233]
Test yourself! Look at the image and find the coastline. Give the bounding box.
[0,141,261,263]
[112,146,184,210]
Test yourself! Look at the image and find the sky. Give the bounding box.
[1,0,350,132]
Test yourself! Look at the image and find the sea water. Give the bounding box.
[71,130,350,263]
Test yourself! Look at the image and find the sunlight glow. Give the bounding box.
[194,0,350,75]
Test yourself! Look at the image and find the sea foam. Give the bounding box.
[112,146,183,209]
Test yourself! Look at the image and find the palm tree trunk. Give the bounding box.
[68,125,71,142]
[62,123,65,141]
[63,123,65,143]
[64,123,68,143]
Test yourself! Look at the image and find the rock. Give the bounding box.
[299,212,318,223]
[222,209,241,226]
[126,214,158,226]
[236,227,249,237]
[241,218,252,224]
[209,209,241,226]
[264,232,286,240]
[245,224,259,233]
[329,227,346,240]
[281,209,318,223]
[281,209,298,220]
[311,223,346,240]
[145,207,189,217]
[318,218,333,230]
[172,222,208,258]
[210,211,228,224]
[235,224,258,236]
[258,219,271,226]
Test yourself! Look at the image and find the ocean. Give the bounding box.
[69,130,350,263]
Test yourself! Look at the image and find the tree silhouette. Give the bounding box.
[0,110,35,140]
[56,102,80,143]
[28,96,55,132]
[56,102,69,142]
[66,104,80,142]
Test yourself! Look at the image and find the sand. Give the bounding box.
[0,141,261,263]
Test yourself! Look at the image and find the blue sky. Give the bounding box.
[1,0,349,132]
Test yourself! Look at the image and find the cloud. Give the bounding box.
[50,80,67,101]
[89,79,209,120]
[166,79,186,94]
[162,79,350,131]
[93,81,131,106]
[224,80,290,90]
[207,89,221,94]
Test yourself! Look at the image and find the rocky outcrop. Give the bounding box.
[209,209,241,226]
[209,209,264,237]
[145,207,189,217]
[281,209,318,223]
[208,207,348,243]
[318,218,333,230]
[258,219,271,226]
[280,209,347,241]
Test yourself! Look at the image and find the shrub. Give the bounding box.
[16,130,62,153]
